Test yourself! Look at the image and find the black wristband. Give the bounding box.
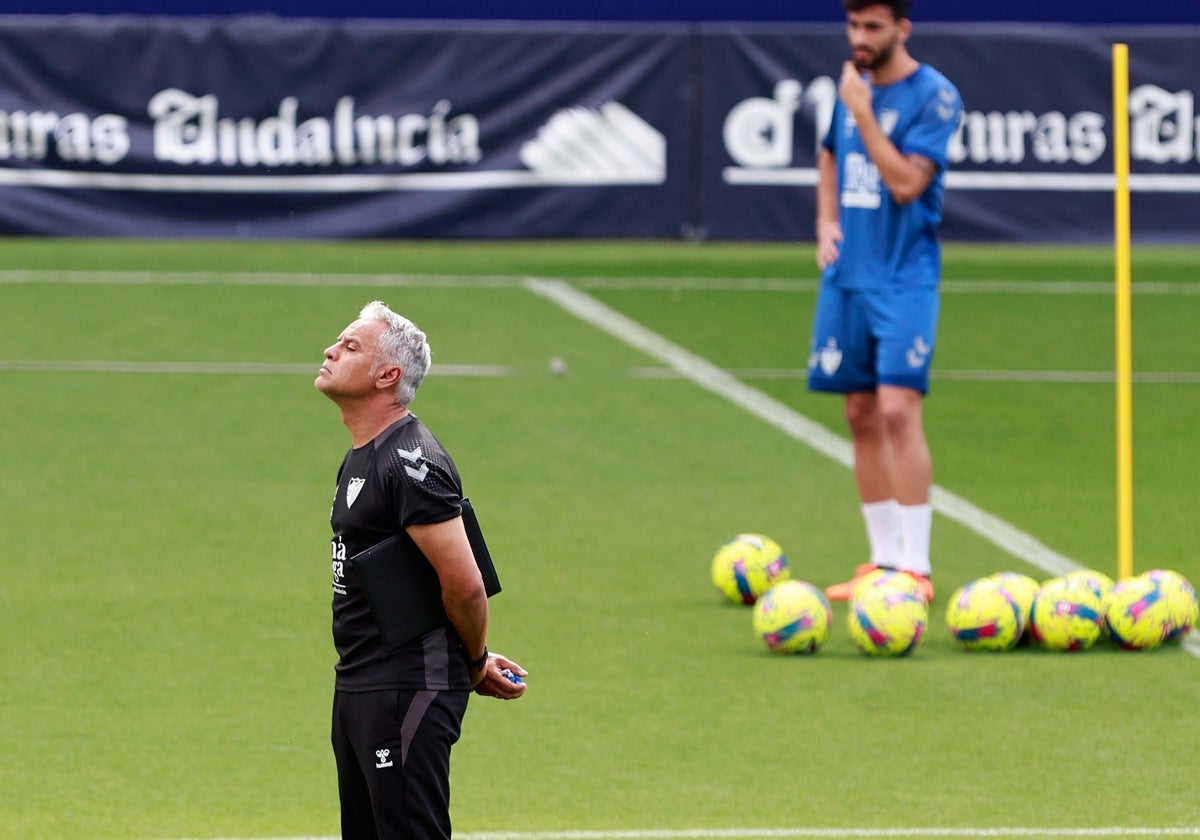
[467,647,488,670]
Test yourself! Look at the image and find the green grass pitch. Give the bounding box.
[1,238,1198,839]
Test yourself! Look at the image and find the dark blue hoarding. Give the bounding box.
[0,16,1198,242]
[0,18,693,238]
[0,1,1197,24]
[702,24,1200,242]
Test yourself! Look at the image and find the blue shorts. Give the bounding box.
[807,284,940,395]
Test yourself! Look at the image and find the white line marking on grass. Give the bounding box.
[524,278,1200,660]
[934,370,1200,384]
[6,359,1196,387]
[0,360,511,376]
[0,269,528,288]
[161,826,1200,839]
[631,367,1200,385]
[461,830,1200,838]
[575,277,1200,295]
[6,269,1200,296]
[938,280,1200,296]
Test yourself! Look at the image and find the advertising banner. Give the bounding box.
[0,17,1198,242]
[702,24,1200,242]
[0,17,692,238]
[3,0,1199,25]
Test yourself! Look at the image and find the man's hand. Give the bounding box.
[816,219,843,270]
[471,651,528,700]
[838,61,873,120]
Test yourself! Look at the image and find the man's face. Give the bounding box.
[315,318,386,399]
[845,5,904,71]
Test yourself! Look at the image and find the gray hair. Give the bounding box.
[359,300,432,405]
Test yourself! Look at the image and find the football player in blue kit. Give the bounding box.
[808,0,962,604]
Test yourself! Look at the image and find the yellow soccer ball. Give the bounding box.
[990,571,1040,640]
[945,577,1023,651]
[852,567,927,605]
[711,533,789,605]
[847,577,928,657]
[1103,575,1173,651]
[1030,577,1104,652]
[1143,569,1199,641]
[752,580,832,655]
[1064,568,1115,602]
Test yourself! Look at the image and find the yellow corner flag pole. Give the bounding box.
[1113,43,1134,580]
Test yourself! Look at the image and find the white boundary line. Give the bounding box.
[631,367,1200,385]
[579,277,1200,295]
[522,278,1200,660]
[0,360,511,376]
[5,269,1200,296]
[0,269,529,288]
[165,827,1200,840]
[7,360,1197,385]
[466,830,1200,839]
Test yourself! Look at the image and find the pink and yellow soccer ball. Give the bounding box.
[945,577,1023,652]
[1064,568,1115,603]
[752,580,833,655]
[990,571,1040,642]
[852,567,928,605]
[1030,577,1104,652]
[711,533,789,605]
[1142,568,1199,641]
[847,571,928,657]
[1103,574,1174,651]
[1063,568,1116,638]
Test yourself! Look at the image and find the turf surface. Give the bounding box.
[2,239,1197,839]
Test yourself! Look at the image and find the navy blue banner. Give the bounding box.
[702,24,1200,242]
[1,17,1199,242]
[0,1,1197,24]
[0,17,692,238]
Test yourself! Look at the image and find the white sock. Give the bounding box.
[861,500,903,569]
[898,503,933,576]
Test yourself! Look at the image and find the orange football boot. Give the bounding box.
[825,564,935,603]
[824,563,879,601]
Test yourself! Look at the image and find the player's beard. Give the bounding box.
[853,37,897,71]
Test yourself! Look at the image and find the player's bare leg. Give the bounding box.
[826,387,935,602]
[875,385,931,507]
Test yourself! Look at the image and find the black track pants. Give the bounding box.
[332,689,470,840]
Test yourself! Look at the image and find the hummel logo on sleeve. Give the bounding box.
[397,445,429,482]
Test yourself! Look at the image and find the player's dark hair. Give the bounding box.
[843,0,912,21]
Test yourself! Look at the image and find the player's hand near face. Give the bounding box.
[838,61,873,120]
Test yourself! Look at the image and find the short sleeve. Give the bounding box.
[901,79,961,170]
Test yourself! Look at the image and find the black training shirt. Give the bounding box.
[328,413,473,691]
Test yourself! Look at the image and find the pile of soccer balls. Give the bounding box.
[946,567,1199,653]
[711,533,930,657]
[711,533,1198,656]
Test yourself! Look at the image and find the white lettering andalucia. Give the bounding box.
[147,89,482,168]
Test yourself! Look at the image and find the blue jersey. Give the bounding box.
[821,64,961,290]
